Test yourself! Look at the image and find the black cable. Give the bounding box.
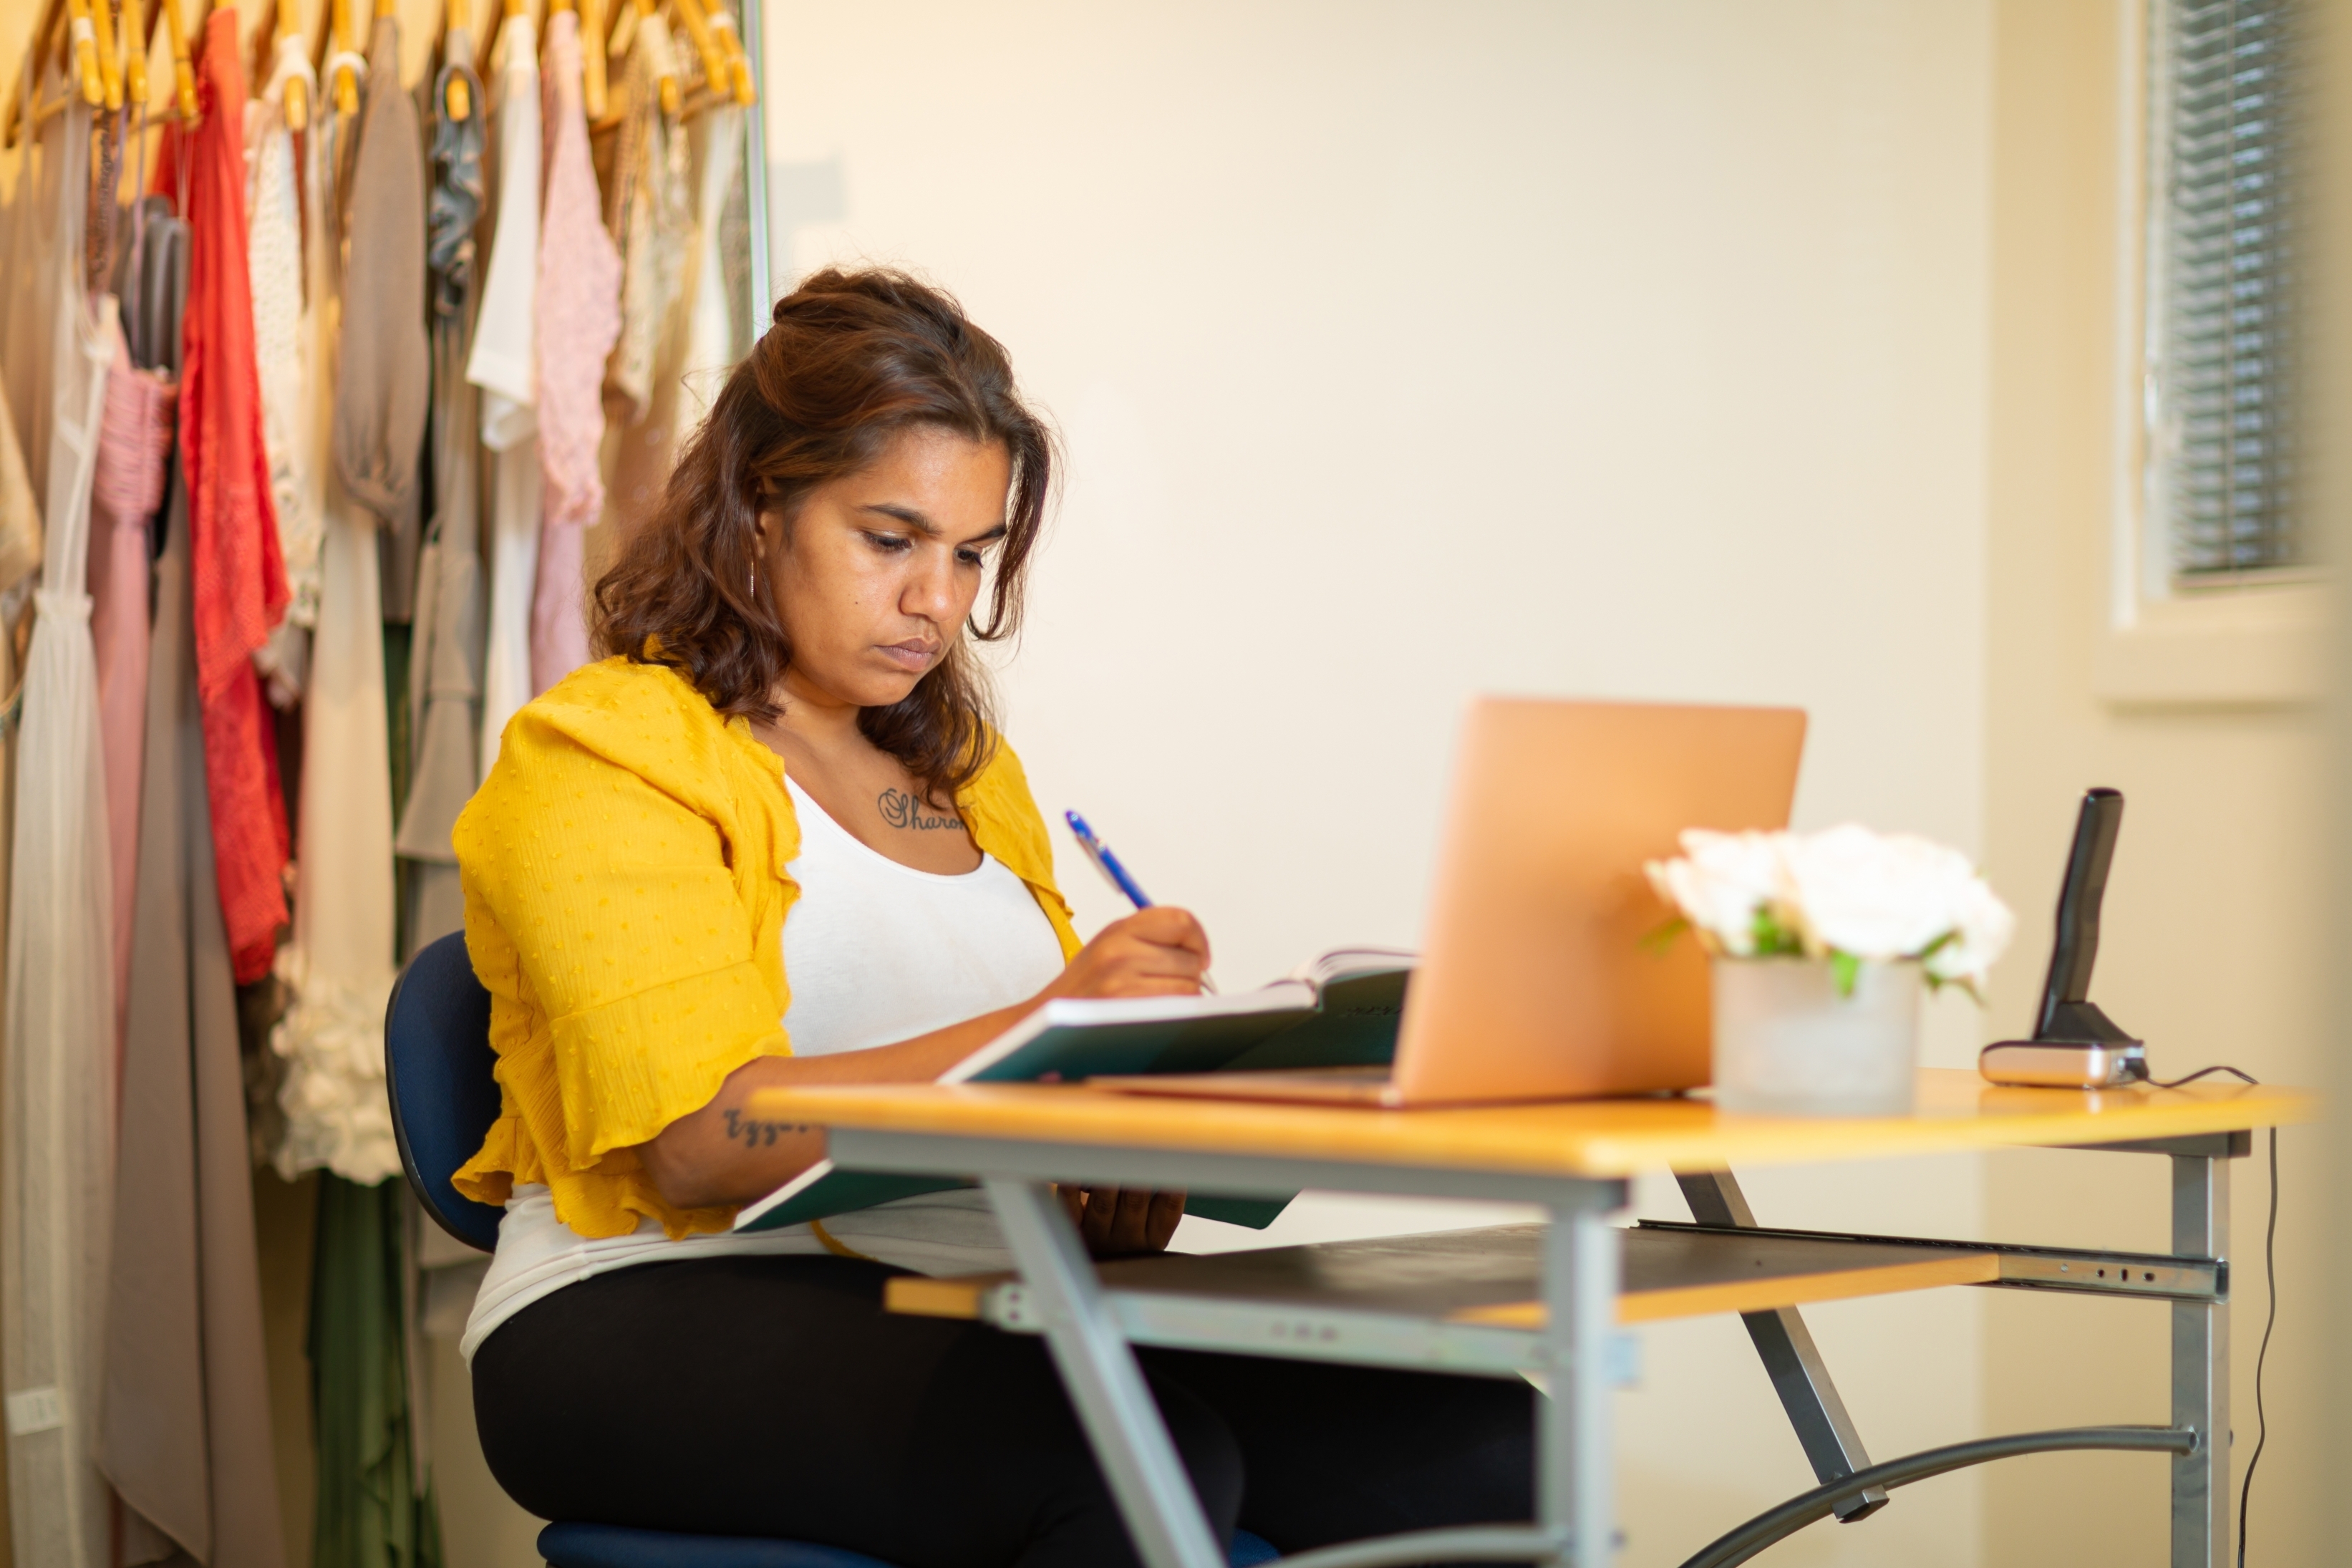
[2146,1063,2260,1089]
[2139,1062,2274,1567]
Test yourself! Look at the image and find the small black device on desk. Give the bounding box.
[1979,788,2149,1089]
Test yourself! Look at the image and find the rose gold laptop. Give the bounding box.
[1100,698,1807,1107]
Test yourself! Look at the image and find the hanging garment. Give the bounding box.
[717,112,755,365]
[97,470,288,1568]
[284,91,339,710]
[528,10,621,697]
[160,11,294,987]
[270,495,400,1184]
[0,380,42,595]
[1,49,65,510]
[272,10,417,1187]
[87,316,176,1052]
[249,49,323,703]
[2,82,121,1568]
[309,1176,437,1568]
[331,19,430,626]
[682,106,745,414]
[602,89,727,560]
[118,194,190,379]
[470,16,541,774]
[397,37,488,954]
[0,382,40,1514]
[603,15,691,427]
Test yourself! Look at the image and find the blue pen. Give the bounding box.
[1065,811,1216,992]
[1065,811,1154,909]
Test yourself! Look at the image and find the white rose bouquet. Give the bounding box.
[1644,825,2015,998]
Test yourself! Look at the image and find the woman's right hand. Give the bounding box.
[1040,907,1211,1001]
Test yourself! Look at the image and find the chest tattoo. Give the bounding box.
[878,788,964,833]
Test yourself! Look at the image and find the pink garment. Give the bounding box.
[87,314,176,1052]
[529,10,622,695]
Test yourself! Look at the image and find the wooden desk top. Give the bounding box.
[749,1068,2318,1179]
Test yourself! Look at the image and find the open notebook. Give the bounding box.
[732,947,1415,1234]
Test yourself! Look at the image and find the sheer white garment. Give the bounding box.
[3,86,120,1568]
[465,17,537,439]
[276,120,338,705]
[246,103,319,643]
[478,450,540,773]
[471,19,541,773]
[679,105,742,432]
[269,502,401,1183]
[267,105,400,1184]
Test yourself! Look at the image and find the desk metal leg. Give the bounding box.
[982,1176,1227,1568]
[1542,1183,1627,1567]
[1675,1172,1888,1522]
[2170,1153,2231,1568]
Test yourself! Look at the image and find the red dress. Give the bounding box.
[155,11,292,984]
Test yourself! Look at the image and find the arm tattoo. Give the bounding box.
[878,787,964,832]
[722,1109,812,1148]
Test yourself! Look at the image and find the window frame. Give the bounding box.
[2096,0,2326,708]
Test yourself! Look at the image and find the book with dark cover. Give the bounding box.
[732,949,1413,1235]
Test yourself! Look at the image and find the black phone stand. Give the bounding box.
[1979,788,2148,1088]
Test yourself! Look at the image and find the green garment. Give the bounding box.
[309,1175,442,1568]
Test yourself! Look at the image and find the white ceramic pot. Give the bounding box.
[1710,956,1922,1116]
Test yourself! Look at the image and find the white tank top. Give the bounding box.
[460,775,1066,1359]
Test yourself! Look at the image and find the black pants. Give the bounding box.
[473,1254,1534,1568]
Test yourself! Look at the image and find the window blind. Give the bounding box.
[2156,0,2305,577]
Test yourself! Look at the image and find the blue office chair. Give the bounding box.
[386,931,1281,1568]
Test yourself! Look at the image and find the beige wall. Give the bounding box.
[768,2,1998,1564]
[1981,2,2328,1564]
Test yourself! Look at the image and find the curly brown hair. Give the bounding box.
[593,268,1055,801]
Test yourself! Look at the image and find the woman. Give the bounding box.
[455,268,1532,1566]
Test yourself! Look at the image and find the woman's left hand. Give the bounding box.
[1059,1185,1186,1257]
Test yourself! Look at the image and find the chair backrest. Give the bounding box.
[384,930,506,1252]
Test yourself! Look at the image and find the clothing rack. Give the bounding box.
[0,2,783,1564]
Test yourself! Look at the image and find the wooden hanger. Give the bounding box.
[642,0,674,116]
[1,0,68,145]
[162,0,196,117]
[667,0,725,106]
[578,0,602,117]
[120,0,146,107]
[272,0,305,129]
[722,13,752,105]
[440,0,468,120]
[65,0,105,107]
[324,0,357,115]
[601,0,676,116]
[89,0,123,110]
[134,0,194,122]
[701,0,748,105]
[476,0,522,77]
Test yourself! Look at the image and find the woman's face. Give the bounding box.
[764,425,1013,712]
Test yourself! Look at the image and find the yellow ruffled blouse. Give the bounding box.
[451,657,1082,1241]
